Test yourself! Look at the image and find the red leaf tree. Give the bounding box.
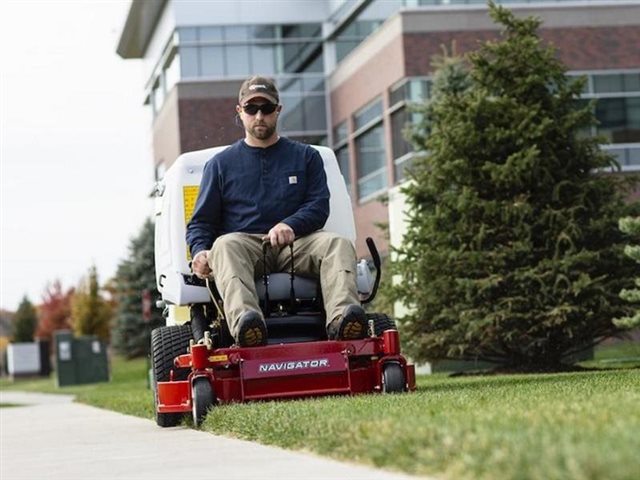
[36,280,74,342]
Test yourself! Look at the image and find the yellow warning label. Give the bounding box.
[208,354,229,363]
[183,185,200,261]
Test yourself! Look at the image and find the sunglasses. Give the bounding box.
[242,103,278,115]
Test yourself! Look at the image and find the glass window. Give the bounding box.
[180,46,199,77]
[336,146,352,194]
[199,26,223,43]
[251,25,275,40]
[303,96,327,131]
[594,74,624,94]
[303,76,324,93]
[281,23,322,39]
[336,41,360,63]
[624,73,640,92]
[354,99,383,131]
[226,45,250,76]
[224,26,249,42]
[596,97,640,144]
[334,121,348,145]
[356,124,388,199]
[280,96,305,132]
[281,42,312,73]
[594,73,640,94]
[179,27,197,42]
[279,78,303,95]
[389,81,407,107]
[200,46,224,77]
[391,107,412,160]
[250,44,276,75]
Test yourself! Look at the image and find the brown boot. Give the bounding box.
[327,305,367,340]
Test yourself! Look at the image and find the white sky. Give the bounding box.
[0,1,153,311]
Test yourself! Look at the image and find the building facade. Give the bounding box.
[117,0,640,257]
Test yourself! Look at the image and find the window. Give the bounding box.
[200,46,224,77]
[356,125,388,200]
[571,70,640,168]
[333,121,348,145]
[354,99,383,131]
[596,97,640,144]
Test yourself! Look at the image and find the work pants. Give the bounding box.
[207,231,359,338]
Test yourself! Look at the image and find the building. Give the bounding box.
[117,0,640,257]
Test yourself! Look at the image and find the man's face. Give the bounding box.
[237,97,281,141]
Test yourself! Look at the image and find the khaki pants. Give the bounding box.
[208,231,359,338]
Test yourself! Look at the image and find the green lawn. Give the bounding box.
[1,345,639,480]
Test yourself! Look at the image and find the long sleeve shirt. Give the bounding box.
[186,137,330,257]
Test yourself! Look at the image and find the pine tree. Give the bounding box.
[614,216,640,329]
[70,265,112,341]
[12,296,37,343]
[112,218,164,358]
[393,2,639,370]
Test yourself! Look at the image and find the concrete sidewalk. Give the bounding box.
[0,391,424,480]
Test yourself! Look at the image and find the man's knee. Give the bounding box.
[318,232,355,255]
[210,233,255,267]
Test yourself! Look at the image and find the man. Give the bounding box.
[186,75,366,347]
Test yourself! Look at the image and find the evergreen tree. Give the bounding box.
[393,2,639,370]
[12,296,37,343]
[70,265,112,341]
[112,218,164,358]
[614,216,640,329]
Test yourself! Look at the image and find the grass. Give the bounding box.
[1,344,639,480]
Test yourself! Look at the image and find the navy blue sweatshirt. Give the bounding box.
[186,137,330,257]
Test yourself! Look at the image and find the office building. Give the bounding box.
[117,0,640,256]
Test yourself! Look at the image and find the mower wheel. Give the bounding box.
[382,362,406,393]
[151,324,192,427]
[192,377,215,427]
[366,313,397,337]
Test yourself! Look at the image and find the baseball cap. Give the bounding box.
[238,76,280,105]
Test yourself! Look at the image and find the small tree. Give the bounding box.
[112,218,164,358]
[614,216,640,329]
[70,265,112,341]
[393,2,639,370]
[36,280,74,343]
[12,296,37,343]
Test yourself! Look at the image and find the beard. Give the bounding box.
[248,122,276,140]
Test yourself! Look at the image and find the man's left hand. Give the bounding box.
[264,222,295,247]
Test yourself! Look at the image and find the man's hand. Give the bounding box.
[264,222,295,247]
[192,250,212,279]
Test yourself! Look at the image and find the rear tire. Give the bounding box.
[366,313,397,337]
[382,362,406,393]
[151,324,192,427]
[192,377,215,427]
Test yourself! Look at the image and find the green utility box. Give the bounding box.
[54,330,110,387]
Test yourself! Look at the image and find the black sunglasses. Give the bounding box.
[242,103,278,115]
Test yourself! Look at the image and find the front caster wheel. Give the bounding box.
[382,362,406,393]
[192,377,215,427]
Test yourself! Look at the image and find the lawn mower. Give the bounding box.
[152,145,415,427]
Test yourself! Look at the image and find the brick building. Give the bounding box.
[117,0,640,257]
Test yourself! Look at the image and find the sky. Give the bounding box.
[1,1,153,311]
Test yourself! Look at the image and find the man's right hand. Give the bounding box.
[192,250,212,279]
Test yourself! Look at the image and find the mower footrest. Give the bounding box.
[156,380,191,413]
